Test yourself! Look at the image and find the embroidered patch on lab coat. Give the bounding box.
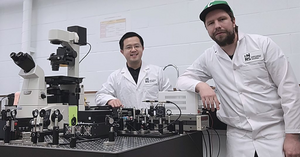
[145,78,157,84]
[243,51,263,63]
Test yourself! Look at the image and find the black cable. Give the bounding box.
[185,132,204,155]
[117,100,181,133]
[202,109,214,128]
[207,111,214,129]
[124,121,139,131]
[79,43,91,63]
[202,132,208,157]
[107,115,139,132]
[206,130,212,157]
[211,128,221,157]
[164,101,181,128]
[151,100,182,131]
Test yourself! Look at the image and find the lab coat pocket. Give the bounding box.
[218,116,248,138]
[216,115,239,127]
[143,83,159,100]
[253,109,285,139]
[240,62,270,89]
[217,112,241,129]
[118,82,136,107]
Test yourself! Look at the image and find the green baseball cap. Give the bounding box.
[199,1,233,22]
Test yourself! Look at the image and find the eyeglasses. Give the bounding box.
[124,44,142,51]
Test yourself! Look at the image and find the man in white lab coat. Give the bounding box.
[176,1,300,157]
[96,32,172,109]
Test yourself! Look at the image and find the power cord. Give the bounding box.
[211,128,221,157]
[142,100,182,132]
[79,43,91,63]
[202,131,208,157]
[206,130,212,157]
[203,127,221,157]
[152,100,182,131]
[185,132,204,155]
[202,108,222,157]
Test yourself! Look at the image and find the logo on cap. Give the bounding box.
[207,0,215,7]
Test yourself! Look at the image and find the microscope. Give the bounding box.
[42,26,87,130]
[10,26,87,133]
[10,52,48,122]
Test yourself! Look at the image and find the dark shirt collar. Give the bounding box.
[127,64,141,84]
[127,64,141,71]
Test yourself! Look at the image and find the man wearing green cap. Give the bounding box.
[176,1,300,157]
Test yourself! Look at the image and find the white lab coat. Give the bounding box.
[95,62,172,109]
[176,32,300,157]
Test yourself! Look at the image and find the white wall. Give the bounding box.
[1,0,300,96]
[0,2,23,95]
[1,0,300,156]
[1,0,300,98]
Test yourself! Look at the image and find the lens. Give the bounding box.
[51,63,59,71]
[10,52,18,61]
[17,52,24,58]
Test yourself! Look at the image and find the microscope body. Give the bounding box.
[10,52,47,119]
[10,26,86,134]
[17,66,48,118]
[42,26,86,129]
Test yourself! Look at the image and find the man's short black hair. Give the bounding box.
[119,32,144,50]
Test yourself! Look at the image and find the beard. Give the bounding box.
[211,28,236,47]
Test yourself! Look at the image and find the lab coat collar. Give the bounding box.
[213,31,245,60]
[137,62,150,87]
[121,64,136,86]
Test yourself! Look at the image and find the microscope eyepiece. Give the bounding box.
[17,52,24,58]
[10,52,18,61]
[10,52,35,73]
